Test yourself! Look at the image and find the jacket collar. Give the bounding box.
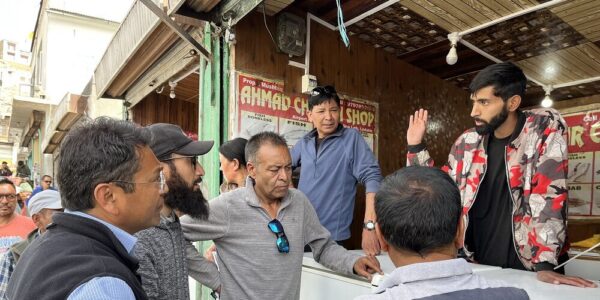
[507,110,527,149]
[305,124,344,141]
[243,176,293,216]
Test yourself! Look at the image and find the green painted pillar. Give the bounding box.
[199,27,220,200]
[221,37,230,141]
[196,24,228,300]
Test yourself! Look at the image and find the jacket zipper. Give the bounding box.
[505,146,528,269]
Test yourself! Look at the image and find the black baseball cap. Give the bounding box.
[147,123,214,160]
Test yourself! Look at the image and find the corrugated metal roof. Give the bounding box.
[94,0,163,98]
[47,0,134,23]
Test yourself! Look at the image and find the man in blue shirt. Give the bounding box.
[6,117,167,300]
[292,85,382,256]
[27,175,56,204]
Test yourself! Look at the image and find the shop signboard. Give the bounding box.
[234,72,378,155]
[564,109,600,216]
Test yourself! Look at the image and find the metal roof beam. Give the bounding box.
[140,0,211,61]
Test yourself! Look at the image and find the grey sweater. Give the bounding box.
[181,179,361,300]
[135,213,190,300]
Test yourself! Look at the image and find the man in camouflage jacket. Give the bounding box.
[405,62,596,288]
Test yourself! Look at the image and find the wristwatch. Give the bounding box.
[363,220,375,231]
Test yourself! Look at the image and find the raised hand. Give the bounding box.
[407,109,428,146]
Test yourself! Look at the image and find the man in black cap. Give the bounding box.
[134,123,214,300]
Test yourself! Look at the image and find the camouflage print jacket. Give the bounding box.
[407,108,569,271]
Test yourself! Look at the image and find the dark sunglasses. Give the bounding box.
[311,85,337,97]
[268,219,289,253]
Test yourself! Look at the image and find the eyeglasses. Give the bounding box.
[268,219,289,253]
[161,155,198,169]
[112,170,166,193]
[311,85,337,97]
[0,194,17,201]
[43,181,52,184]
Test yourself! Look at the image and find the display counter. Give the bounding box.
[300,251,600,300]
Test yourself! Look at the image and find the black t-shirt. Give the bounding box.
[465,134,526,270]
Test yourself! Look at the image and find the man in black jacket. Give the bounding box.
[7,117,167,300]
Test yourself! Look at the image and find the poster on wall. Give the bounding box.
[234,72,379,155]
[564,109,600,216]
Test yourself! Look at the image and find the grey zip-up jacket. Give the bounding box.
[181,177,361,300]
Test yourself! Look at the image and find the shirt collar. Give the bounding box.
[374,258,472,293]
[243,176,293,213]
[65,210,137,254]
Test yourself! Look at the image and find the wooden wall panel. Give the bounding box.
[131,92,198,133]
[235,12,472,248]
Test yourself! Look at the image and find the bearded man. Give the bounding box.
[405,62,595,288]
[134,123,213,299]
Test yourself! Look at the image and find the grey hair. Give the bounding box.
[245,131,288,165]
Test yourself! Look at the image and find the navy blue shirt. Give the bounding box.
[291,125,382,241]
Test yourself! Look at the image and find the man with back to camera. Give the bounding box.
[356,166,529,299]
[6,117,166,299]
[406,62,596,287]
[15,161,30,179]
[292,85,383,255]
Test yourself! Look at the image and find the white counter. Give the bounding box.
[477,268,600,300]
[301,251,600,300]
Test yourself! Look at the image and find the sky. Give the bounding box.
[0,0,40,50]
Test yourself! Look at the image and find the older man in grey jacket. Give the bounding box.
[182,131,381,300]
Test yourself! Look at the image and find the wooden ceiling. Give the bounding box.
[157,72,199,103]
[288,0,600,107]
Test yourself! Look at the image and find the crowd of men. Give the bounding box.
[0,62,597,300]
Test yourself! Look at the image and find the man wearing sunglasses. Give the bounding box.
[26,175,56,205]
[182,131,381,300]
[134,123,213,300]
[291,85,383,256]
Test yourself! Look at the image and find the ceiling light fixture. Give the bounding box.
[541,85,553,108]
[446,32,460,65]
[169,80,177,99]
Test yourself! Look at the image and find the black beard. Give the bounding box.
[474,105,509,135]
[164,172,209,219]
